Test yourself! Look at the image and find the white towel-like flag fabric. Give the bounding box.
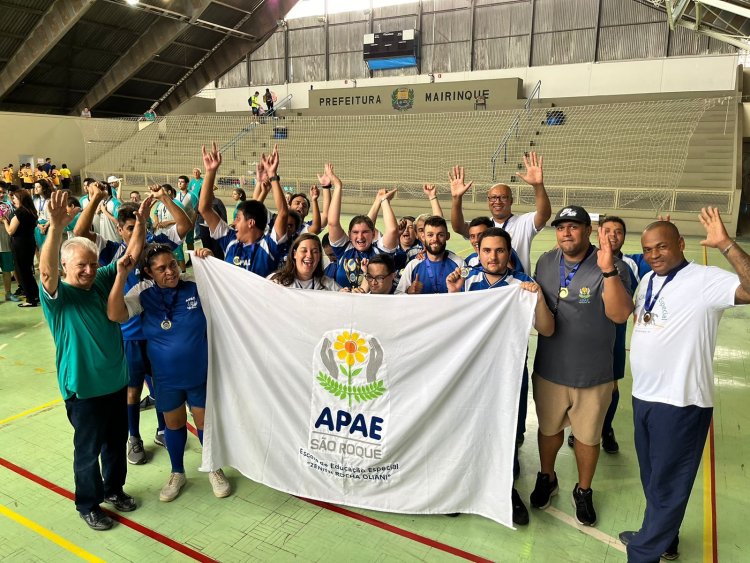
[193,256,535,527]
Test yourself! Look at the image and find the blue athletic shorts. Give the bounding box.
[155,383,207,413]
[124,340,151,388]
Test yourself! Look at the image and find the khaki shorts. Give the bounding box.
[532,373,613,446]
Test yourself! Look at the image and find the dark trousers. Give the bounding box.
[628,397,713,562]
[65,386,128,513]
[197,224,224,261]
[11,239,37,303]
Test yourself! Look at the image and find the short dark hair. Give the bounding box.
[368,253,395,275]
[424,215,448,230]
[478,227,512,251]
[322,233,331,247]
[67,196,81,207]
[83,177,96,185]
[348,215,375,232]
[237,199,268,230]
[117,203,138,225]
[289,193,310,209]
[62,163,67,168]
[178,175,189,184]
[601,215,626,235]
[469,216,493,229]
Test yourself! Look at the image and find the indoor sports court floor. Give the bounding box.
[0,227,747,562]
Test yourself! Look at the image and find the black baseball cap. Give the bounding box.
[551,206,591,227]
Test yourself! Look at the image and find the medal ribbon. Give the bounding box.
[643,260,689,315]
[500,214,513,231]
[559,245,595,292]
[423,255,450,293]
[158,285,181,326]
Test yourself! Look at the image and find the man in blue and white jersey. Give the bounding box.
[396,216,464,294]
[74,182,192,464]
[449,153,551,275]
[326,164,399,289]
[446,227,555,527]
[465,216,526,275]
[197,142,288,277]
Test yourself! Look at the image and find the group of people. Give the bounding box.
[13,141,749,563]
[249,88,276,117]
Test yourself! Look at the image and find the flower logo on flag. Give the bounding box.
[318,330,386,407]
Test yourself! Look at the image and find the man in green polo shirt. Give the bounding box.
[40,189,147,531]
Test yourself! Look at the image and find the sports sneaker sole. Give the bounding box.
[530,485,558,510]
[571,494,597,526]
[127,455,147,465]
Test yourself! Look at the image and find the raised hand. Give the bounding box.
[48,190,75,228]
[699,207,732,249]
[423,184,437,199]
[406,273,423,294]
[657,213,672,222]
[201,142,222,173]
[446,267,464,293]
[449,165,473,198]
[89,181,105,202]
[382,188,397,202]
[310,185,320,201]
[194,248,214,259]
[398,218,407,235]
[597,226,616,273]
[261,143,280,176]
[317,164,332,187]
[136,195,156,223]
[116,253,136,277]
[255,161,268,187]
[516,152,543,186]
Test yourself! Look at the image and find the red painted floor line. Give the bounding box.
[297,497,494,563]
[0,456,217,563]
[709,420,719,563]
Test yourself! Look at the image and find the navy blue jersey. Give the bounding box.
[125,279,207,390]
[211,219,286,277]
[395,251,465,294]
[96,228,181,341]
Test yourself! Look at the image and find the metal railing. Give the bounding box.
[490,80,542,182]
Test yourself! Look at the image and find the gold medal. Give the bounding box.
[161,319,172,330]
[460,267,470,279]
[642,312,652,324]
[233,256,241,266]
[559,287,569,298]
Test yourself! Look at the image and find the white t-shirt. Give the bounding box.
[266,274,340,291]
[492,212,540,275]
[630,262,740,408]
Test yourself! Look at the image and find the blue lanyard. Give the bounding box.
[500,214,513,231]
[643,260,689,313]
[559,245,594,290]
[158,285,181,323]
[423,256,449,293]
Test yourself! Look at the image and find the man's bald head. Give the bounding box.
[641,221,685,275]
[643,220,681,241]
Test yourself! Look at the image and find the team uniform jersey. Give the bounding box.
[631,262,739,408]
[330,234,397,289]
[125,278,207,391]
[211,218,286,277]
[95,227,182,341]
[266,274,341,291]
[464,269,532,291]
[98,197,122,243]
[395,251,465,294]
[465,247,526,275]
[491,212,540,275]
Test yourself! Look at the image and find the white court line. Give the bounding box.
[0,343,7,351]
[13,333,26,339]
[546,506,627,554]
[33,321,44,328]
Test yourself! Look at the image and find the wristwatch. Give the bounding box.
[601,269,619,278]
[268,175,280,183]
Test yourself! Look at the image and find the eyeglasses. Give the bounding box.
[487,195,511,202]
[365,274,392,283]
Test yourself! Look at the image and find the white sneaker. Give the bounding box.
[208,469,231,498]
[159,472,186,502]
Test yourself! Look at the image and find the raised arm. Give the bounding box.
[107,254,137,323]
[308,185,321,234]
[699,207,750,304]
[252,161,270,202]
[379,188,399,251]
[324,163,345,242]
[263,144,289,241]
[423,184,443,217]
[40,191,78,295]
[73,181,106,242]
[516,152,551,231]
[128,195,155,260]
[598,228,634,323]
[153,188,191,239]
[449,165,472,238]
[198,142,223,232]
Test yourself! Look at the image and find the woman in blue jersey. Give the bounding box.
[107,243,231,503]
[268,233,341,291]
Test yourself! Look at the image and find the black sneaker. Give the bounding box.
[567,433,575,447]
[602,429,619,454]
[79,508,114,531]
[511,488,529,526]
[154,430,166,448]
[103,491,136,512]
[529,472,558,509]
[619,531,680,561]
[572,484,596,526]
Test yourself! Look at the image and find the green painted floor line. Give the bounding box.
[1,229,748,562]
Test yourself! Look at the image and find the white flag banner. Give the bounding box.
[192,256,535,528]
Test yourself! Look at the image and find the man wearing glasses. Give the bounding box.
[448,152,551,275]
[360,254,397,295]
